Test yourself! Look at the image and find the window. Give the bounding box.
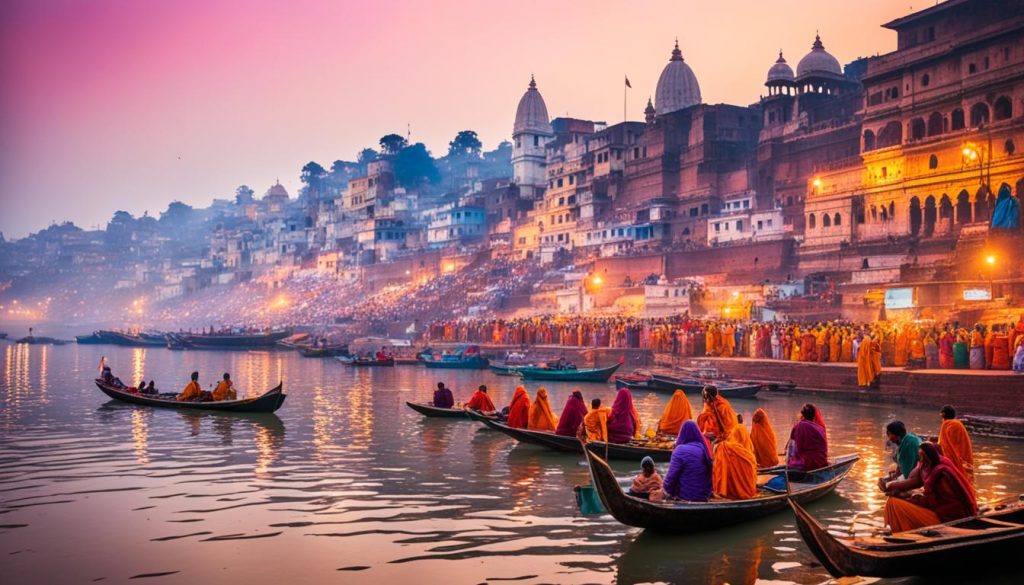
[808,213,816,229]
[701,203,709,215]
[929,154,938,169]
[970,102,990,127]
[1006,139,1016,155]
[690,207,698,217]
[994,96,1012,120]
[742,200,750,209]
[951,108,965,130]
[881,166,887,179]
[736,220,743,231]
[558,197,564,206]
[833,213,841,226]
[557,178,563,188]
[633,147,640,159]
[533,136,539,146]
[921,74,930,87]
[822,214,831,227]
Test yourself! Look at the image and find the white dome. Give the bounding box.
[655,41,701,115]
[766,51,795,83]
[796,35,842,78]
[513,76,551,135]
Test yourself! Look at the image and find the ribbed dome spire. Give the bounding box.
[513,75,551,135]
[796,34,842,78]
[655,40,701,116]
[766,50,795,83]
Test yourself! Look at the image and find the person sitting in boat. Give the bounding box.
[656,389,693,436]
[433,382,454,409]
[140,380,157,395]
[581,398,611,442]
[882,441,977,533]
[101,366,125,387]
[696,385,737,440]
[376,347,390,361]
[628,456,663,500]
[750,408,779,468]
[212,373,236,401]
[787,403,828,471]
[607,388,641,443]
[555,391,587,437]
[712,424,759,499]
[465,385,495,413]
[659,420,713,502]
[527,387,558,432]
[506,386,531,429]
[937,405,974,483]
[878,420,922,492]
[177,372,202,401]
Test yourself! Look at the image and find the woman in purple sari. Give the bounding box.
[787,403,828,470]
[555,391,588,436]
[606,388,640,443]
[660,420,713,501]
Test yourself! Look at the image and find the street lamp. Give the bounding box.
[986,255,996,266]
[592,275,603,286]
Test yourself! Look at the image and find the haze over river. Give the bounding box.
[2,342,1022,584]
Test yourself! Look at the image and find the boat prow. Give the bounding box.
[405,401,469,418]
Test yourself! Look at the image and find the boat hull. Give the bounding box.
[518,362,621,382]
[587,447,858,532]
[474,416,675,461]
[95,379,286,413]
[424,357,490,369]
[405,401,469,418]
[616,375,760,399]
[168,329,293,349]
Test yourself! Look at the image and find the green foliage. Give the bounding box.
[394,143,440,189]
[447,130,482,158]
[379,134,408,156]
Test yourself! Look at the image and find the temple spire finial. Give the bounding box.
[529,74,536,90]
[670,38,683,61]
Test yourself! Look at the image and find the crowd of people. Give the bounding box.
[423,315,1024,376]
[438,381,978,533]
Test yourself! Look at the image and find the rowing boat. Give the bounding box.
[472,415,675,461]
[789,496,1024,578]
[337,356,395,367]
[585,445,858,532]
[615,373,760,399]
[517,361,621,382]
[95,379,286,413]
[423,355,490,369]
[405,401,470,418]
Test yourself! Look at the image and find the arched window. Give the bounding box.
[909,196,922,236]
[878,121,903,148]
[909,118,926,141]
[863,130,876,152]
[994,96,1012,120]
[808,213,816,229]
[823,214,831,227]
[939,194,953,220]
[956,190,972,224]
[889,201,896,219]
[951,109,965,130]
[970,102,990,127]
[924,195,936,236]
[929,154,938,169]
[975,186,992,222]
[927,112,943,136]
[833,213,842,226]
[871,205,878,222]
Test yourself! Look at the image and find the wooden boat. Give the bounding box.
[298,345,349,358]
[586,446,859,532]
[615,373,760,399]
[517,361,622,382]
[489,363,530,376]
[16,336,70,345]
[474,416,674,461]
[338,356,396,367]
[166,329,293,349]
[95,379,286,413]
[405,401,469,418]
[789,496,1024,578]
[424,354,490,369]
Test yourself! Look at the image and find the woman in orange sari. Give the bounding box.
[937,405,974,482]
[527,387,558,432]
[750,408,779,468]
[506,386,531,429]
[696,386,737,439]
[883,442,977,533]
[712,425,759,499]
[656,389,693,436]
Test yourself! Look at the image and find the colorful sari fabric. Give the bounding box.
[527,387,558,431]
[657,389,693,436]
[607,388,641,443]
[750,408,779,468]
[433,387,454,408]
[788,418,828,471]
[661,420,713,502]
[712,425,759,499]
[583,407,611,441]
[506,386,531,429]
[896,432,922,479]
[696,396,737,437]
[938,419,974,482]
[466,389,495,412]
[555,391,587,436]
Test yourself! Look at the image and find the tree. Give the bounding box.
[356,148,377,175]
[234,185,255,205]
[448,130,483,158]
[379,134,408,156]
[159,201,195,227]
[394,143,440,189]
[300,161,328,201]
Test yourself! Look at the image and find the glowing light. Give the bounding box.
[269,295,290,311]
[986,255,996,265]
[812,178,822,188]
[732,290,740,297]
[723,307,731,315]
[592,275,603,286]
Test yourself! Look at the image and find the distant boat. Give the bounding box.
[297,344,349,358]
[517,361,622,382]
[166,329,293,350]
[405,401,470,418]
[16,336,70,345]
[95,379,286,413]
[336,356,395,367]
[423,345,490,369]
[615,373,760,399]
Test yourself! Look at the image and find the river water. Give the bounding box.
[1,342,1022,584]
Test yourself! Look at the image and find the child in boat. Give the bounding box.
[627,456,662,500]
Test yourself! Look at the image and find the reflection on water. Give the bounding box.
[0,342,1022,584]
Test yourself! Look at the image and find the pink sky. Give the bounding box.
[0,0,915,237]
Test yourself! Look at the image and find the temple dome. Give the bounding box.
[513,76,552,135]
[655,40,701,115]
[766,51,795,83]
[796,34,842,78]
[264,181,289,200]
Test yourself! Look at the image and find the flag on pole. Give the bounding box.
[625,76,632,88]
[98,356,106,374]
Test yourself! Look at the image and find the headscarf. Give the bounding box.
[920,442,978,516]
[555,390,588,436]
[677,420,713,464]
[896,431,922,478]
[750,408,780,468]
[657,389,693,436]
[506,386,531,429]
[527,387,558,431]
[607,388,641,442]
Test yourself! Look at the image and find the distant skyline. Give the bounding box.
[1,0,920,238]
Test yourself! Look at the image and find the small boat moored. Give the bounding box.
[95,379,286,413]
[789,496,1024,578]
[423,345,490,369]
[337,356,396,367]
[517,360,622,382]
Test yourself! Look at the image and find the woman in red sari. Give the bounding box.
[606,388,641,443]
[506,386,531,429]
[787,403,828,471]
[883,441,977,533]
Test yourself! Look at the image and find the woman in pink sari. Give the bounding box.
[938,329,955,369]
[606,388,641,443]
